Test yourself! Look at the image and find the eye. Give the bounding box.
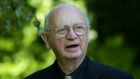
[76,26,83,28]
[56,27,67,34]
[75,25,85,30]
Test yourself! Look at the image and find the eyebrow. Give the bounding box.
[58,23,85,27]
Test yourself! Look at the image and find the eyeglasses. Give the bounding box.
[46,23,88,38]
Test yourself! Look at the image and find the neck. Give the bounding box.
[57,55,85,75]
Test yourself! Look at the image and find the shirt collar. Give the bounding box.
[54,56,88,79]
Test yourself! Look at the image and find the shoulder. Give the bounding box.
[86,57,134,79]
[24,64,55,79]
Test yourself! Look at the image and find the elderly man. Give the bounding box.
[25,4,133,79]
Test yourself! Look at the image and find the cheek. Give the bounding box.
[53,38,65,50]
[80,35,89,48]
[48,38,65,57]
[82,35,88,43]
[49,34,64,46]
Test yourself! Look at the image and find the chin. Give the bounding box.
[66,52,83,59]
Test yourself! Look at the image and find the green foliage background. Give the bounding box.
[0,0,139,79]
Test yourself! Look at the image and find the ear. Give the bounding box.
[41,32,51,48]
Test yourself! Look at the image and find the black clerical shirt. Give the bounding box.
[54,56,88,79]
[25,55,133,79]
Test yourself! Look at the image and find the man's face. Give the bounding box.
[42,7,89,60]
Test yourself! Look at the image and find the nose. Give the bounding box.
[66,28,78,40]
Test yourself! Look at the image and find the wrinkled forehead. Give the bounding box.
[47,5,85,28]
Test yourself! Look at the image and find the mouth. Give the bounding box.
[66,44,79,48]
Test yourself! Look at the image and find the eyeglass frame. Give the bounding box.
[44,23,89,38]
